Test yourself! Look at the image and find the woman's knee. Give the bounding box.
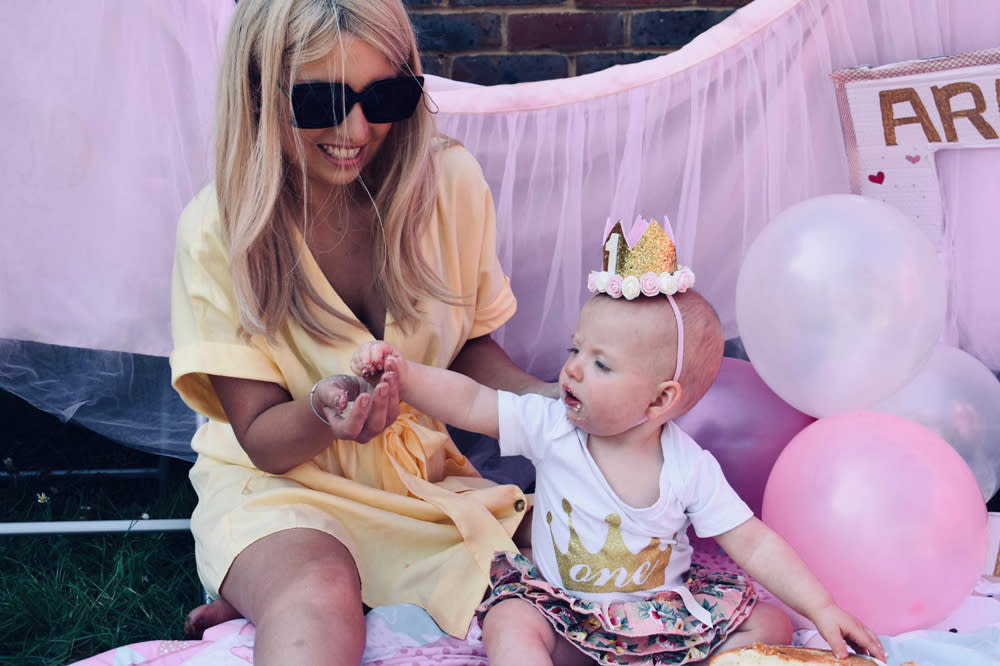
[280,552,362,611]
[221,528,363,621]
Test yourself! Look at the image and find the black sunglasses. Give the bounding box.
[288,75,425,129]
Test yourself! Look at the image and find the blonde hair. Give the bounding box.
[215,0,452,341]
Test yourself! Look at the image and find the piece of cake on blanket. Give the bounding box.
[709,642,909,665]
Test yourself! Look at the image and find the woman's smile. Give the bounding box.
[318,143,364,166]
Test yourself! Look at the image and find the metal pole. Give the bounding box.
[0,519,191,535]
[0,468,161,479]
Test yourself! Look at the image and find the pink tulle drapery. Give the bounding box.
[1,0,999,457]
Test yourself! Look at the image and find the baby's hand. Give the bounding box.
[810,603,886,663]
[351,341,403,384]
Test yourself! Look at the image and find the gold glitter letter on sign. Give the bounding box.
[931,82,998,142]
[879,88,943,146]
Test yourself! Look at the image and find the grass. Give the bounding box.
[0,390,201,665]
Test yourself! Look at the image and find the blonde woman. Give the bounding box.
[170,0,553,663]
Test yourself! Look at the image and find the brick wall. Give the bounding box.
[404,0,753,85]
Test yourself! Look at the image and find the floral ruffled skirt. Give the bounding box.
[476,552,757,665]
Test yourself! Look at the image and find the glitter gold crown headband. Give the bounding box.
[587,216,694,382]
[587,216,695,300]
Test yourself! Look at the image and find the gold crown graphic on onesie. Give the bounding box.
[546,498,673,594]
[588,217,695,299]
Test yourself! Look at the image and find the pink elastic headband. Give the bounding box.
[666,294,684,382]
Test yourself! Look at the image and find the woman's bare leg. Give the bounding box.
[216,527,366,666]
[482,598,592,666]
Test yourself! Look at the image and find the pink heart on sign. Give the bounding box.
[868,171,885,184]
[906,154,921,163]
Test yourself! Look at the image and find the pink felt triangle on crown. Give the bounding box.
[603,215,677,249]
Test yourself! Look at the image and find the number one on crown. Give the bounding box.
[605,233,621,274]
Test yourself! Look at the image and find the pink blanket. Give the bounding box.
[69,551,1000,666]
[69,606,487,666]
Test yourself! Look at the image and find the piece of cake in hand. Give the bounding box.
[709,643,888,665]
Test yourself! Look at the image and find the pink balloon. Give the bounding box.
[762,411,988,635]
[677,357,814,517]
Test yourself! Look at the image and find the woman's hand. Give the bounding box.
[311,372,399,443]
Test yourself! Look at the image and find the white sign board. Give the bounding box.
[832,48,1000,245]
[833,49,1000,371]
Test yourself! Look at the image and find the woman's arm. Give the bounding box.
[208,336,529,474]
[715,517,885,661]
[449,334,559,398]
[210,372,398,475]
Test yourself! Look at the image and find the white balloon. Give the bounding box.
[736,194,945,417]
[873,343,1000,501]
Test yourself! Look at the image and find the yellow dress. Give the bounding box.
[169,144,528,637]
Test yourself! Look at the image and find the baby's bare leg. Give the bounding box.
[704,601,793,661]
[482,598,592,666]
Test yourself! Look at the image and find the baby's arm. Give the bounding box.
[714,517,886,662]
[352,341,500,439]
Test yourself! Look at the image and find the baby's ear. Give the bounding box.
[647,380,682,420]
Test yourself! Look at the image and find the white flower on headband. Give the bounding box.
[658,272,678,296]
[622,275,641,300]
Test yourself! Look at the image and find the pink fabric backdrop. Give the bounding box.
[1,0,999,457]
[429,0,1000,380]
[1,0,232,355]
